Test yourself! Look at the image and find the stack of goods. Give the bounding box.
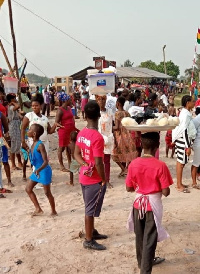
[121,113,180,132]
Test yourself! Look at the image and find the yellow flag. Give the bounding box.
[0,0,5,8]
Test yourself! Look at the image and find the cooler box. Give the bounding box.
[4,77,18,94]
[87,73,115,94]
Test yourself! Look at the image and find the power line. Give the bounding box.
[0,34,48,77]
[13,0,103,58]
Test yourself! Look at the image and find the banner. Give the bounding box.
[0,0,5,8]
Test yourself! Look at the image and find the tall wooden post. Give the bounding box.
[163,45,167,75]
[7,0,22,108]
[0,40,14,77]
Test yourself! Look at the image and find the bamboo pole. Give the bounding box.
[7,0,22,108]
[0,39,15,77]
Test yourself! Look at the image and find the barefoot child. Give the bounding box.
[165,130,175,158]
[25,124,57,216]
[126,132,173,273]
[68,131,80,185]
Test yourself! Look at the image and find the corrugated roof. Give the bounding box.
[116,67,171,79]
[134,67,172,79]
[70,66,172,80]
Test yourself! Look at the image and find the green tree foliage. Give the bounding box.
[121,59,134,67]
[139,60,157,71]
[26,73,51,86]
[139,60,180,78]
[185,53,200,83]
[157,60,180,78]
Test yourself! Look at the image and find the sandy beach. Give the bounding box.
[1,116,200,274]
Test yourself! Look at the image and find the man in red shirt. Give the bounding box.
[75,101,107,250]
[0,87,7,116]
[126,132,173,273]
[195,95,200,107]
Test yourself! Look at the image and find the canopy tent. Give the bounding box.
[70,66,172,81]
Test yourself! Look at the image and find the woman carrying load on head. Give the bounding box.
[112,96,137,178]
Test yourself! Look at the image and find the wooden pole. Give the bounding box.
[163,45,167,75]
[0,39,15,77]
[8,0,19,79]
[7,0,22,108]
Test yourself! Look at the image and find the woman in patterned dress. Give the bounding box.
[112,96,137,177]
[7,94,23,169]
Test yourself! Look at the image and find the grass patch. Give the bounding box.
[174,90,189,108]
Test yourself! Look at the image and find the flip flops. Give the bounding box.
[0,194,6,198]
[153,257,165,266]
[0,188,12,193]
[192,184,200,190]
[176,187,190,193]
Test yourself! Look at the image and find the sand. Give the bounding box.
[1,116,200,274]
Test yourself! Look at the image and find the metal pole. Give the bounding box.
[0,39,15,77]
[163,45,167,75]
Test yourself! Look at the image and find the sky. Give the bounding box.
[0,0,200,78]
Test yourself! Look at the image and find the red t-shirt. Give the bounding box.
[76,128,104,185]
[0,104,7,116]
[195,99,200,107]
[126,157,173,210]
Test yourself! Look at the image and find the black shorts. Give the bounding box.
[81,182,106,217]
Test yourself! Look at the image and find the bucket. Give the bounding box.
[4,77,18,94]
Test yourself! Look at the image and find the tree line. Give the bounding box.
[122,55,200,83]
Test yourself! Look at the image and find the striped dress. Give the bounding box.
[173,108,196,165]
[175,129,190,164]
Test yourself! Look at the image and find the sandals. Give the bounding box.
[0,188,12,193]
[177,187,190,193]
[192,184,200,190]
[153,257,165,266]
[118,171,127,178]
[0,194,6,198]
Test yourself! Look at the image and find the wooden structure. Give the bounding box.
[54,76,73,93]
[70,66,94,81]
[93,56,116,70]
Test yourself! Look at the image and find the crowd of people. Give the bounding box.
[1,77,200,274]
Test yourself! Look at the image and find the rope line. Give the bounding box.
[0,34,48,77]
[13,0,102,58]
